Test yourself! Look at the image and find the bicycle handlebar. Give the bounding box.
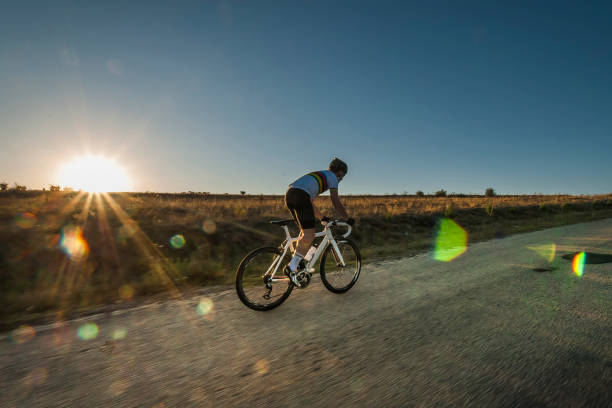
[322,219,352,238]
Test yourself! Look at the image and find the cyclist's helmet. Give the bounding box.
[329,157,348,174]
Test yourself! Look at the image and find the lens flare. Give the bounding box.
[16,212,37,229]
[196,297,213,316]
[528,243,557,263]
[60,226,89,260]
[23,367,49,387]
[77,323,99,340]
[202,219,217,234]
[117,224,137,246]
[572,252,586,276]
[433,218,468,262]
[170,234,186,249]
[109,379,131,396]
[118,284,134,300]
[111,328,127,340]
[254,359,270,375]
[12,325,36,344]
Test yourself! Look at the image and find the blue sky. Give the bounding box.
[1,1,611,194]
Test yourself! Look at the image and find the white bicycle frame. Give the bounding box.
[266,220,353,283]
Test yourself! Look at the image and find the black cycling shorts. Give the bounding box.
[284,188,315,230]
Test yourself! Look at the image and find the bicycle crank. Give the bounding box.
[296,271,312,288]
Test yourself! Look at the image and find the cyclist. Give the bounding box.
[284,157,354,286]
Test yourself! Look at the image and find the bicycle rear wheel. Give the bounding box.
[236,247,293,311]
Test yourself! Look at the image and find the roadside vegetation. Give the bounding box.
[2,189,612,329]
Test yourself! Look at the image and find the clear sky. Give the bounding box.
[1,1,611,194]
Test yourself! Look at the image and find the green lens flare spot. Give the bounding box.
[433,218,468,262]
[196,298,213,316]
[77,323,99,340]
[170,234,186,249]
[528,243,557,263]
[572,252,586,276]
[111,328,127,340]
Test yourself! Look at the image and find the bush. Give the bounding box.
[485,188,496,197]
[444,203,453,218]
[13,183,26,192]
[435,189,447,197]
[485,203,494,216]
[416,190,425,197]
[0,182,7,191]
[49,185,61,192]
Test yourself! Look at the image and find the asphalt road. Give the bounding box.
[1,219,611,407]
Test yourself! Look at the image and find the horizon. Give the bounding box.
[1,1,611,195]
[2,185,610,197]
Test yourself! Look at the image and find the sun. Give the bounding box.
[58,155,131,193]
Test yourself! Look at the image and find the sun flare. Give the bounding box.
[58,155,131,193]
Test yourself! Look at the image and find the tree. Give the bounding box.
[49,185,61,192]
[0,182,7,191]
[416,190,425,197]
[13,183,26,192]
[435,189,447,197]
[240,191,246,196]
[485,188,496,197]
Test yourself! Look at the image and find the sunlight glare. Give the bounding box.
[58,155,131,192]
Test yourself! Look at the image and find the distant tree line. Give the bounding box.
[412,188,497,197]
[0,182,27,192]
[0,182,76,192]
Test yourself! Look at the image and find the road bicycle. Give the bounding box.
[235,219,361,310]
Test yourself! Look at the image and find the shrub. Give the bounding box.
[416,190,425,197]
[444,203,453,218]
[485,188,496,197]
[13,183,27,192]
[435,189,447,197]
[0,182,7,191]
[49,185,61,192]
[485,203,494,216]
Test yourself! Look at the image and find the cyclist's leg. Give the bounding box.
[284,189,316,272]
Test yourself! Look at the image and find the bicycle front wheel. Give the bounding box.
[236,247,294,311]
[320,238,361,293]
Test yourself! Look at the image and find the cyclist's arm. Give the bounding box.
[311,200,324,220]
[329,188,349,219]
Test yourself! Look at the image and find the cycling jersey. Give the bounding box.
[289,170,339,199]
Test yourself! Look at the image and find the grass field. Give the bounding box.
[2,191,612,329]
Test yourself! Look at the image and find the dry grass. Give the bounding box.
[112,192,611,221]
[1,190,612,329]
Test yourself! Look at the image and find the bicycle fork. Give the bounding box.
[330,239,347,268]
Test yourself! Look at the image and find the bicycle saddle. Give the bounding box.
[269,219,294,226]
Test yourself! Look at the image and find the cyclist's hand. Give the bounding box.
[321,216,331,223]
[346,217,355,226]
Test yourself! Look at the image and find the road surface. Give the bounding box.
[1,219,611,407]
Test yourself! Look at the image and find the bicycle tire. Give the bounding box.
[235,246,294,311]
[320,238,361,294]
